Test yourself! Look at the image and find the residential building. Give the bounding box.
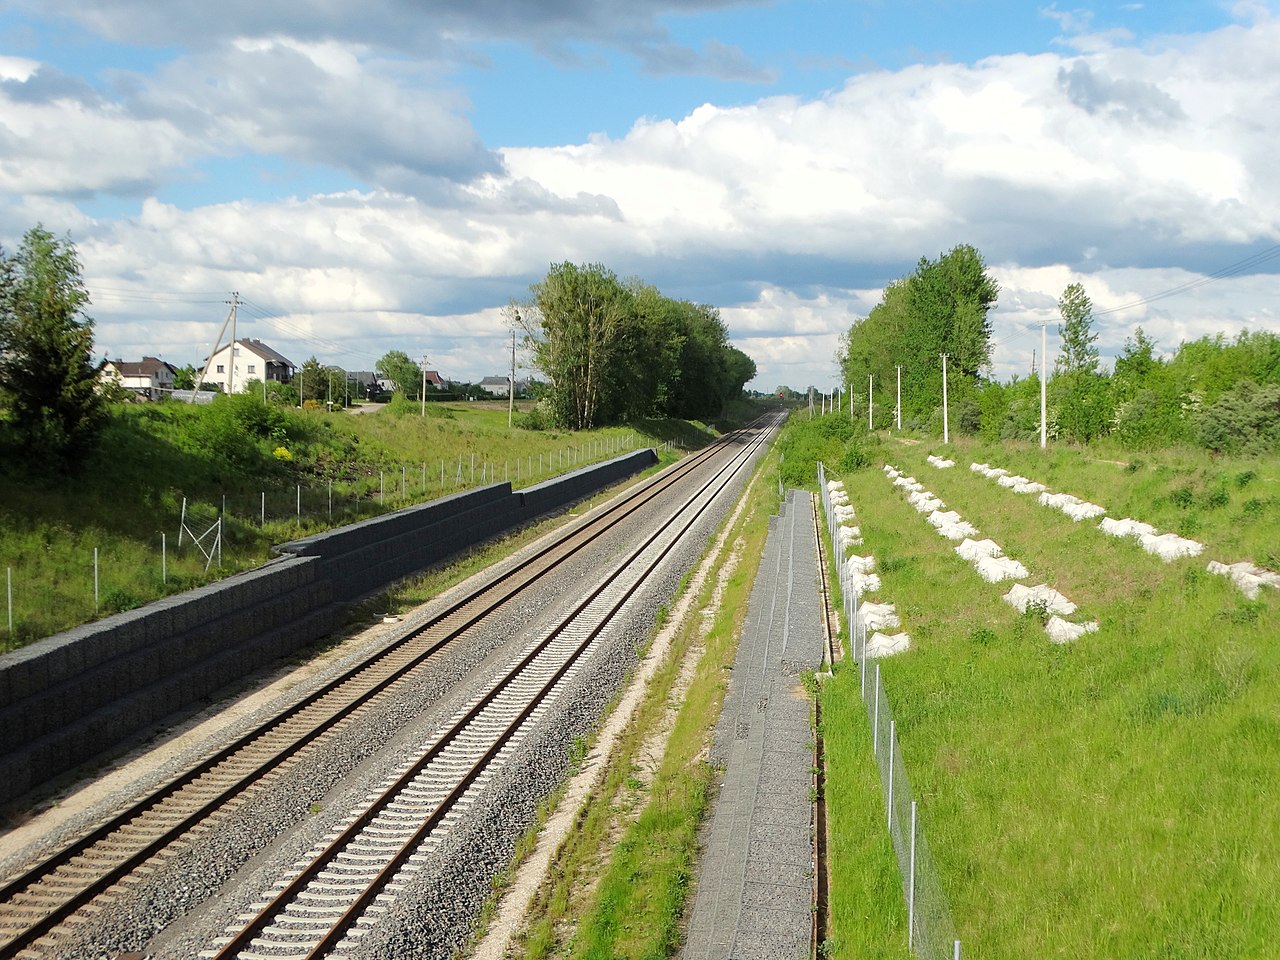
[204,338,296,394]
[100,356,177,400]
[478,375,512,397]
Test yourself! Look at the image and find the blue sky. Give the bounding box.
[1,0,1277,390]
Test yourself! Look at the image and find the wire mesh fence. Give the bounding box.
[818,461,963,960]
[3,436,645,650]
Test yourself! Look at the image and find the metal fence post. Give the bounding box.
[887,718,896,831]
[873,663,881,753]
[93,547,99,613]
[909,800,917,949]
[161,533,167,585]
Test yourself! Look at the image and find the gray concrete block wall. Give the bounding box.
[0,448,657,808]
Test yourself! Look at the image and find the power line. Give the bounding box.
[1092,243,1280,317]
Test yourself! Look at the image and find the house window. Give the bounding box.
[247,364,256,374]
[216,364,225,373]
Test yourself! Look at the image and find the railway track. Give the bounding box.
[0,413,781,959]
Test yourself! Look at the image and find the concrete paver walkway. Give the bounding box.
[682,490,823,960]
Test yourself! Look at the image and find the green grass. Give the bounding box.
[820,436,1280,959]
[0,398,716,648]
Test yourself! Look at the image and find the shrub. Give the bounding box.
[1197,380,1280,454]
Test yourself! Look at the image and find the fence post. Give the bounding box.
[873,663,881,753]
[402,465,406,498]
[94,547,99,613]
[6,566,12,643]
[297,484,301,521]
[260,491,265,526]
[955,941,962,959]
[328,480,333,519]
[909,800,918,949]
[161,533,167,585]
[380,472,385,504]
[887,719,895,831]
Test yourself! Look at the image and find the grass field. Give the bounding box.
[0,399,720,648]
[822,433,1280,959]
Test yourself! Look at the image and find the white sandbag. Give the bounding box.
[1003,583,1077,616]
[1012,481,1048,494]
[846,571,882,598]
[865,631,911,658]
[1099,517,1156,539]
[833,503,856,522]
[970,462,1009,478]
[1061,501,1106,521]
[827,479,845,492]
[975,555,1029,583]
[845,554,876,575]
[1039,491,1080,509]
[936,520,979,540]
[996,474,1028,488]
[908,491,944,513]
[1207,560,1280,599]
[955,538,1002,562]
[927,454,956,468]
[927,509,963,528]
[830,490,849,506]
[836,526,862,549]
[893,476,925,492]
[1045,616,1099,644]
[883,465,899,477]
[1140,532,1204,561]
[857,601,901,632]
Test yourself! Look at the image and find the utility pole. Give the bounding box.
[1040,319,1048,449]
[421,356,428,417]
[227,291,238,396]
[508,330,516,429]
[941,353,950,444]
[192,292,238,403]
[896,365,902,431]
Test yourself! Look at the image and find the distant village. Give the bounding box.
[99,338,529,405]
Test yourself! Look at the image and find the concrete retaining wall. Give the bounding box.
[0,448,657,808]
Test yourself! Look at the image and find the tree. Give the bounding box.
[377,350,423,399]
[1055,283,1099,377]
[1051,282,1109,442]
[523,262,631,430]
[0,226,106,470]
[842,244,998,427]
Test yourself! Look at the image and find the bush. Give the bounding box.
[1197,380,1280,455]
[515,405,552,431]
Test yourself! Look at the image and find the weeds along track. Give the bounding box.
[0,415,782,959]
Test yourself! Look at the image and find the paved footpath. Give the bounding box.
[682,489,824,960]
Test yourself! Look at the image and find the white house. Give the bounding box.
[100,357,177,400]
[479,375,512,397]
[204,338,296,394]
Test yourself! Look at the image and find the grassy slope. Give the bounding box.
[824,435,1280,959]
[0,399,699,647]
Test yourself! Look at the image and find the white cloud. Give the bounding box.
[5,12,1280,394]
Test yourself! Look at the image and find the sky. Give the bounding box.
[1,0,1278,393]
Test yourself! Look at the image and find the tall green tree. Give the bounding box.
[524,262,631,429]
[0,226,106,470]
[377,350,423,399]
[842,244,998,428]
[1051,282,1109,442]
